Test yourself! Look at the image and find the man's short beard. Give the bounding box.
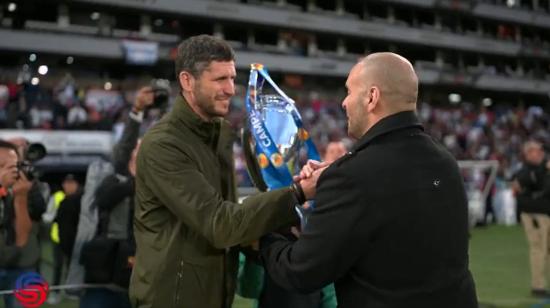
[193,86,223,119]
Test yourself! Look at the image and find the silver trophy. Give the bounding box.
[242,63,319,192]
[258,94,301,165]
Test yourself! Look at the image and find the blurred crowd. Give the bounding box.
[2,77,550,187]
[0,76,161,141]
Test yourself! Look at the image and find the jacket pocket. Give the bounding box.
[174,259,224,308]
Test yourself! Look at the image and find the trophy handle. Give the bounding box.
[241,126,268,192]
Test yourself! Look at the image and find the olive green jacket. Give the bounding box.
[129,95,298,308]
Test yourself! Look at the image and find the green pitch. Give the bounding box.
[23,225,550,308]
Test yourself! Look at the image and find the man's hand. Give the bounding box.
[12,172,32,197]
[293,160,330,183]
[128,256,136,268]
[511,180,522,195]
[12,172,32,247]
[240,240,260,251]
[133,86,155,112]
[299,166,328,200]
[290,226,301,239]
[0,161,18,188]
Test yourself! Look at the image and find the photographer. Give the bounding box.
[0,140,33,308]
[7,138,48,272]
[79,85,157,308]
[513,140,550,297]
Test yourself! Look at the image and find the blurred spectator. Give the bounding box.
[323,140,348,162]
[67,101,88,129]
[512,141,550,298]
[6,138,48,278]
[0,84,9,127]
[0,140,33,308]
[56,176,82,268]
[44,174,80,305]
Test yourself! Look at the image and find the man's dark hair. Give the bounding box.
[0,139,20,158]
[174,34,235,79]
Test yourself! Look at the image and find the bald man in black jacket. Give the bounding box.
[260,53,478,308]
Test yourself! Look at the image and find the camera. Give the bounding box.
[17,142,46,181]
[17,161,35,181]
[150,79,170,109]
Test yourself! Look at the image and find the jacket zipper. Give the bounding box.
[174,259,184,307]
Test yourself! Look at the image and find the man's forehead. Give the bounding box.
[347,64,365,86]
[204,60,235,72]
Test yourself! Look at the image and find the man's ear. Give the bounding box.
[366,86,380,113]
[178,71,195,93]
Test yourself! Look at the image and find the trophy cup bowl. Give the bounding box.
[257,94,301,163]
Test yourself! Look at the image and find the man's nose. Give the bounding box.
[224,80,235,96]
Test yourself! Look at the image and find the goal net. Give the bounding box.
[458,160,516,227]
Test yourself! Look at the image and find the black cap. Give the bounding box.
[63,173,76,181]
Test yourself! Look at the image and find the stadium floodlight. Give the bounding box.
[29,54,37,62]
[7,3,16,12]
[38,65,48,75]
[448,93,461,104]
[90,12,100,21]
[31,77,39,86]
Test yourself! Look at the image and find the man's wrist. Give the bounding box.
[290,182,306,205]
[13,190,28,198]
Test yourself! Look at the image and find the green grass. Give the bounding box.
[470,225,547,308]
[4,225,550,308]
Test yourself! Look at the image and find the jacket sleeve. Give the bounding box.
[27,182,47,222]
[259,165,365,293]
[140,140,298,249]
[41,196,57,223]
[113,115,141,175]
[0,245,21,267]
[95,175,133,212]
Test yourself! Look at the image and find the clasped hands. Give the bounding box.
[243,160,329,250]
[293,160,330,200]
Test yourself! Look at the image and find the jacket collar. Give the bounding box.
[169,94,221,146]
[352,110,423,152]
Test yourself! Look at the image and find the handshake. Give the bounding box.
[292,160,330,202]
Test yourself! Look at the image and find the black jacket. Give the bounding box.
[56,192,82,257]
[0,194,20,267]
[261,111,478,308]
[514,162,550,214]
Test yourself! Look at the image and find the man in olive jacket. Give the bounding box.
[129,35,307,308]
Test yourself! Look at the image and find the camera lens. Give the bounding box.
[150,79,170,108]
[26,143,47,162]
